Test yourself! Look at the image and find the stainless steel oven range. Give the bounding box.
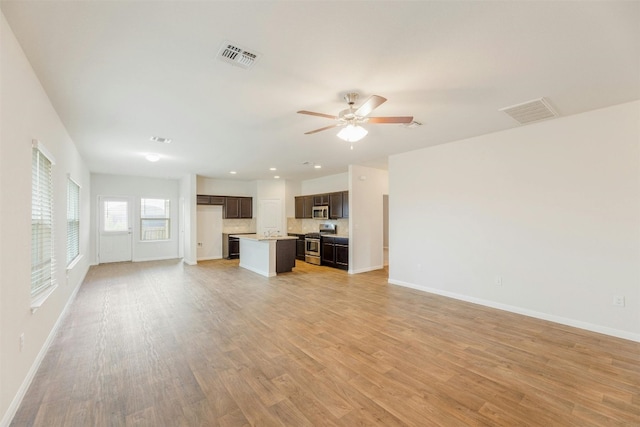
[304,223,336,265]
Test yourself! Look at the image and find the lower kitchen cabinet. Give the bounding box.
[276,239,296,273]
[288,233,306,260]
[334,238,349,270]
[321,236,348,270]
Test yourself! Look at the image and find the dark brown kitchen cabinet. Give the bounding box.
[224,197,252,219]
[321,236,348,270]
[276,239,296,273]
[321,237,335,266]
[197,195,211,205]
[334,237,349,270]
[294,196,314,219]
[288,233,306,260]
[313,194,329,206]
[341,191,349,218]
[197,195,235,206]
[329,192,343,219]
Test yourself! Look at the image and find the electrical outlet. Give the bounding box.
[613,295,625,307]
[495,276,502,286]
[19,333,24,352]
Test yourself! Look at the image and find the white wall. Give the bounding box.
[0,12,91,425]
[285,179,300,218]
[349,166,388,274]
[180,174,197,265]
[90,174,180,264]
[196,176,256,197]
[389,101,640,341]
[300,172,348,195]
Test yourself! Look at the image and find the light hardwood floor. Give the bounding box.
[11,259,640,426]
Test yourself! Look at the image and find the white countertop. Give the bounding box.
[231,234,298,241]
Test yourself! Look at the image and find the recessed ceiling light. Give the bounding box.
[274,175,280,179]
[269,167,277,171]
[230,171,237,175]
[314,165,322,169]
[150,136,172,143]
[145,153,160,162]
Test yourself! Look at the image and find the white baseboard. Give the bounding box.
[132,255,181,263]
[349,264,384,275]
[388,278,640,343]
[1,264,89,427]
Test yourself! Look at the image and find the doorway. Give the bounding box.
[383,194,389,266]
[98,196,133,263]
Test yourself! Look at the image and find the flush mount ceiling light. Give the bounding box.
[314,165,322,169]
[150,136,171,143]
[229,171,237,175]
[337,124,368,142]
[145,153,160,162]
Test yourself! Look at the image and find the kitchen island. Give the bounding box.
[232,234,298,277]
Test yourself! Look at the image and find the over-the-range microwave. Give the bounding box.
[312,205,329,219]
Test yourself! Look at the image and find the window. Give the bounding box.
[140,198,170,241]
[31,141,56,298]
[103,200,128,232]
[67,177,80,266]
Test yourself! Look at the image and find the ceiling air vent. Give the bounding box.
[499,98,558,125]
[216,41,260,70]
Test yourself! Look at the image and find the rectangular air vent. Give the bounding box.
[216,40,260,69]
[499,98,558,125]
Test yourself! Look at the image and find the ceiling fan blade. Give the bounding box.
[304,124,343,135]
[367,116,414,124]
[354,95,387,117]
[297,110,339,120]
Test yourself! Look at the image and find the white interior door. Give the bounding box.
[98,196,133,263]
[196,205,223,261]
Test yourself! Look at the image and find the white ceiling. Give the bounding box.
[2,1,639,181]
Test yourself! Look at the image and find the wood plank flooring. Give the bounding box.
[11,259,640,426]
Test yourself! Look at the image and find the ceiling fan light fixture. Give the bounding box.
[337,124,368,142]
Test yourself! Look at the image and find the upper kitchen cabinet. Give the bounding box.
[329,191,349,219]
[313,194,329,206]
[329,192,343,219]
[296,191,349,219]
[225,197,253,219]
[341,191,349,218]
[197,195,229,206]
[294,195,314,219]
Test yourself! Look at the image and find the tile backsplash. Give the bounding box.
[222,218,255,233]
[287,218,349,236]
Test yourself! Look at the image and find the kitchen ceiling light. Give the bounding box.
[230,171,237,174]
[274,175,280,179]
[269,167,277,171]
[145,153,160,162]
[314,165,322,169]
[337,124,368,142]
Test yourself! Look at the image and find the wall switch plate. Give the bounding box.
[613,295,625,307]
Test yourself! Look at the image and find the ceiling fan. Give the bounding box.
[297,93,413,143]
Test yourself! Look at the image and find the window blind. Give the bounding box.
[32,145,56,296]
[140,198,170,241]
[67,177,80,265]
